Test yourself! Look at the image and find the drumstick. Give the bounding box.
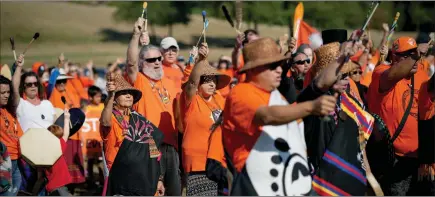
[22,32,40,55]
[142,2,148,31]
[381,12,400,62]
[61,96,72,128]
[202,10,207,43]
[10,37,16,61]
[222,5,242,35]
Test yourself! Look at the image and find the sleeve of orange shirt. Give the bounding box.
[418,81,435,120]
[100,116,124,170]
[181,63,194,84]
[367,64,390,113]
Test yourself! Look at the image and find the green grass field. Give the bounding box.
[1,1,418,68]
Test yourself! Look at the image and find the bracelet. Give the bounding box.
[158,175,164,181]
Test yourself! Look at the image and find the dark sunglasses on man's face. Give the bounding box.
[56,79,67,84]
[396,49,417,58]
[293,59,310,65]
[145,56,162,63]
[25,82,38,88]
[351,70,363,75]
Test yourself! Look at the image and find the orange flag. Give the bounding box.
[297,20,320,49]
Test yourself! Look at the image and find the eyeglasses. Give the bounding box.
[145,56,162,63]
[351,70,363,75]
[25,82,38,88]
[56,79,67,84]
[293,59,310,65]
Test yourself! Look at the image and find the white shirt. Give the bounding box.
[17,98,55,132]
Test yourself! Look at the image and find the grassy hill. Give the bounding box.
[0,1,417,68]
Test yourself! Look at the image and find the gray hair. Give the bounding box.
[138,44,161,70]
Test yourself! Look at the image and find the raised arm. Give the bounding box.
[231,33,245,72]
[12,54,24,109]
[184,43,209,106]
[126,17,145,83]
[254,94,337,126]
[379,54,420,93]
[100,73,116,127]
[62,107,71,141]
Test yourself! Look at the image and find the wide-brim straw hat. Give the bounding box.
[1,64,11,80]
[238,37,289,73]
[193,60,232,90]
[109,73,142,104]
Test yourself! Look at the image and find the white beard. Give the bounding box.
[429,64,434,77]
[142,66,163,80]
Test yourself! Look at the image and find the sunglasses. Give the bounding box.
[145,56,162,63]
[56,79,67,84]
[25,82,38,88]
[396,49,417,58]
[340,72,350,80]
[293,59,310,65]
[350,70,363,75]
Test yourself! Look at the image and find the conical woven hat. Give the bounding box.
[108,73,142,104]
[239,37,289,73]
[1,64,11,80]
[193,59,231,90]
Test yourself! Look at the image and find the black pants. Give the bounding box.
[160,144,182,196]
[381,156,419,196]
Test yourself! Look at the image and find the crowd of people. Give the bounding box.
[0,13,434,197]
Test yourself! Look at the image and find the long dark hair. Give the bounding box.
[0,75,16,116]
[19,72,45,100]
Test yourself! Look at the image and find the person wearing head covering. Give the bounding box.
[0,75,23,196]
[416,74,434,195]
[367,36,429,195]
[48,68,79,109]
[126,18,181,196]
[298,29,379,196]
[160,37,184,94]
[12,54,56,133]
[180,43,231,196]
[222,37,338,196]
[100,72,164,196]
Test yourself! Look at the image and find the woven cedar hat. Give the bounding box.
[239,37,289,73]
[193,59,231,90]
[108,73,142,104]
[311,42,359,77]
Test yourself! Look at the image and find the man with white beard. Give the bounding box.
[124,17,181,196]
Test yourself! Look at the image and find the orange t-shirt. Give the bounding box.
[79,76,95,88]
[49,87,80,109]
[79,103,104,158]
[69,77,88,100]
[128,73,178,148]
[207,126,227,169]
[181,93,225,172]
[222,83,270,172]
[0,108,23,160]
[368,63,429,157]
[235,54,246,83]
[163,63,184,95]
[100,114,128,170]
[418,80,435,120]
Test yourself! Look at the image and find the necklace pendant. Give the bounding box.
[162,96,170,104]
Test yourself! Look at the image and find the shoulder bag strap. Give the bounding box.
[390,75,415,142]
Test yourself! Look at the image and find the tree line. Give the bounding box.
[106,1,434,36]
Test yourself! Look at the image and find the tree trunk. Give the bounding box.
[254,20,258,32]
[168,23,173,37]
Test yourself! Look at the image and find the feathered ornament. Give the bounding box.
[222,5,241,34]
[235,1,243,31]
